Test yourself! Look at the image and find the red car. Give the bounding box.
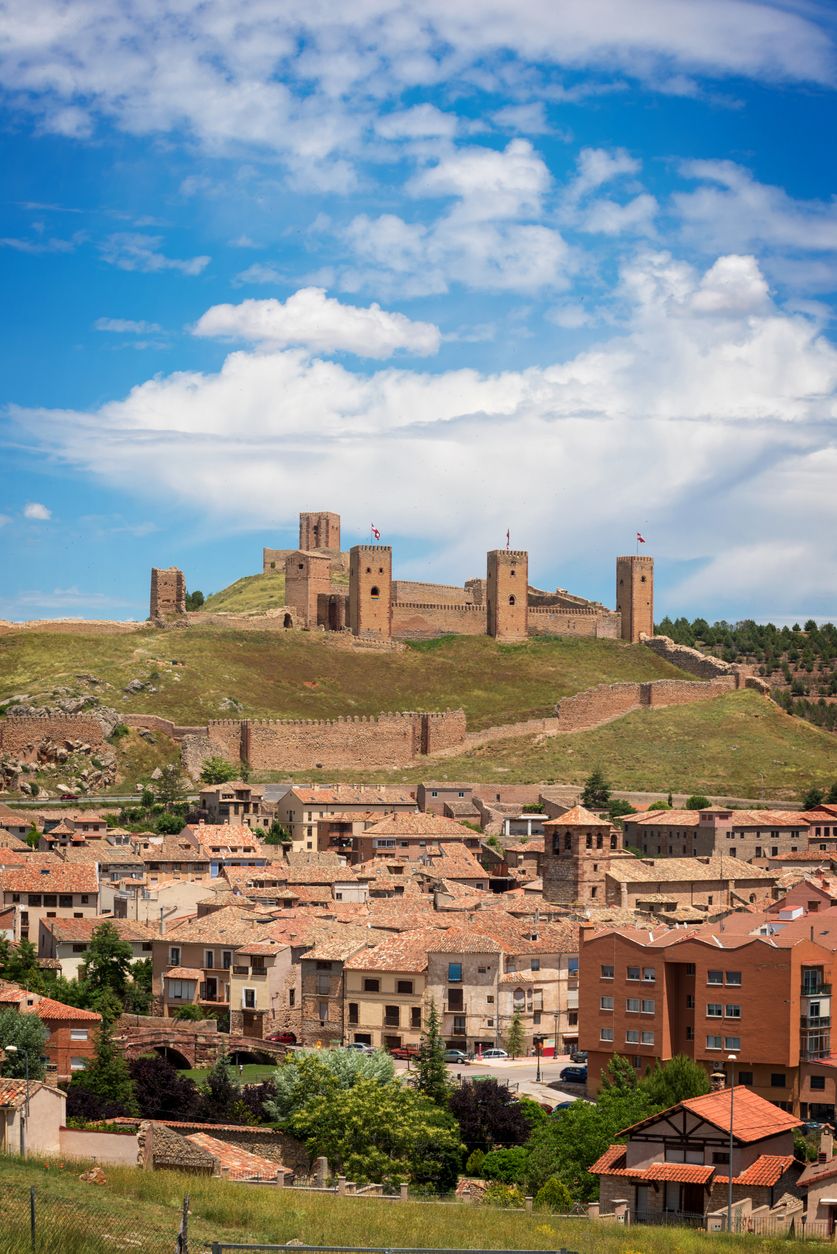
[389,1045,420,1060]
[265,1031,297,1045]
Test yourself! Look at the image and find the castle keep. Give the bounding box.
[153,510,654,644]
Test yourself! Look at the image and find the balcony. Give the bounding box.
[802,983,831,997]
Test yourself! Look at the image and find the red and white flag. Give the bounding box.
[371,524,381,541]
[636,531,646,544]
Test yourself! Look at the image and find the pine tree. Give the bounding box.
[505,1010,524,1059]
[580,767,610,809]
[415,1000,449,1106]
[70,1015,138,1115]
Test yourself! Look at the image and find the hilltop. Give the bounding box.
[200,566,349,614]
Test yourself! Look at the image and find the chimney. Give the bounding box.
[710,1070,726,1092]
[819,1126,834,1164]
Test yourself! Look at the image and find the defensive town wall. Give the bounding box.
[181,709,468,776]
[528,606,621,639]
[392,580,474,606]
[0,714,106,761]
[553,676,737,732]
[391,603,486,638]
[640,633,741,682]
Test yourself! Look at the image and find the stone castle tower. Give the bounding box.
[299,511,341,553]
[486,550,528,640]
[616,554,654,643]
[284,550,331,629]
[542,805,621,906]
[150,567,185,619]
[349,545,392,638]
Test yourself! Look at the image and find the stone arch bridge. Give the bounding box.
[115,1015,290,1070]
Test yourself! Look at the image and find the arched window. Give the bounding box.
[564,832,571,851]
[508,595,516,606]
[370,586,380,599]
[596,833,603,848]
[283,613,293,629]
[610,833,617,849]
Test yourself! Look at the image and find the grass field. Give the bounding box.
[0,628,690,729]
[0,1156,825,1254]
[179,1062,277,1084]
[258,691,837,801]
[201,571,287,612]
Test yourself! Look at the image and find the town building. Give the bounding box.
[38,915,158,980]
[624,809,810,861]
[0,982,101,1081]
[280,786,417,851]
[0,1078,67,1155]
[197,782,273,829]
[0,858,100,942]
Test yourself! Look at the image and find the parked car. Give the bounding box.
[550,1100,578,1113]
[558,1065,588,1084]
[481,1048,509,1060]
[265,1030,297,1044]
[570,1049,588,1064]
[344,1042,376,1054]
[389,1045,420,1060]
[443,1049,470,1065]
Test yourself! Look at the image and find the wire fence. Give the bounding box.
[4,1186,189,1254]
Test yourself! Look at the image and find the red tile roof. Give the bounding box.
[621,1087,801,1144]
[165,967,203,980]
[717,1154,796,1188]
[544,805,610,827]
[0,860,99,893]
[184,1132,287,1181]
[589,1144,627,1174]
[642,1162,714,1185]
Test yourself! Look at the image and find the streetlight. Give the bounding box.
[4,1045,29,1157]
[727,1053,737,1234]
[533,1034,544,1084]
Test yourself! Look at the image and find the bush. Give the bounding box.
[481,1146,529,1184]
[482,1182,525,1209]
[535,1176,573,1212]
[685,794,711,810]
[200,756,239,785]
[173,1004,205,1021]
[465,1149,485,1176]
[109,723,130,740]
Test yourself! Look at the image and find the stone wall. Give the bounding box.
[0,714,106,761]
[422,709,468,753]
[391,603,486,638]
[646,676,735,706]
[555,683,645,731]
[641,633,741,683]
[528,607,621,639]
[392,580,473,606]
[59,1127,140,1166]
[123,714,206,740]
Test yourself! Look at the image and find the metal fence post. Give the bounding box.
[29,1186,35,1252]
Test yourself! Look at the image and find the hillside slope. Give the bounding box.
[298,690,833,799]
[0,628,690,729]
[200,567,349,614]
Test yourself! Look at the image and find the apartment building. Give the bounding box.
[624,809,810,861]
[197,781,273,828]
[38,915,158,980]
[0,983,101,1081]
[151,906,270,1018]
[0,859,100,942]
[319,811,483,863]
[134,836,212,881]
[299,927,380,1045]
[579,912,837,1117]
[281,786,416,851]
[182,822,271,872]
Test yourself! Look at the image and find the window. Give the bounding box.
[707,1004,723,1017]
[348,1002,359,1025]
[811,1075,826,1091]
[641,1031,655,1045]
[396,979,414,995]
[411,1006,422,1029]
[363,978,380,992]
[686,994,695,1009]
[642,967,656,983]
[531,958,541,972]
[803,967,825,994]
[453,1015,466,1035]
[600,996,614,1011]
[726,971,742,986]
[370,586,380,599]
[70,1057,88,1071]
[204,950,215,969]
[243,988,256,1009]
[641,999,655,1014]
[448,988,464,1011]
[686,1026,694,1041]
[318,1000,328,1021]
[725,1005,741,1019]
[71,943,86,954]
[706,1035,723,1049]
[771,1073,786,1088]
[486,995,494,1004]
[600,1027,614,1042]
[626,997,641,1012]
[708,970,723,985]
[70,1029,88,1041]
[627,966,640,981]
[725,1036,740,1050]
[625,1029,640,1044]
[167,980,191,1001]
[448,962,463,982]
[288,988,295,1007]
[168,947,181,966]
[712,1152,730,1165]
[384,1005,400,1027]
[568,957,579,975]
[738,1070,753,1086]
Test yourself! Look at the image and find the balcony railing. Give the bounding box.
[802,983,832,997]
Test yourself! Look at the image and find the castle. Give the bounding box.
[151,510,653,644]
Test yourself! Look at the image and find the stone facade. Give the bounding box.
[284,551,331,629]
[349,545,392,638]
[542,807,623,906]
[486,550,528,640]
[299,511,341,553]
[150,567,186,619]
[0,714,106,761]
[616,555,654,643]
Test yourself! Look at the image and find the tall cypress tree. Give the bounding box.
[415,1000,449,1106]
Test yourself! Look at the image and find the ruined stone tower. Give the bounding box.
[299,512,341,553]
[284,551,332,629]
[542,805,621,906]
[150,567,185,619]
[486,550,528,640]
[349,545,392,638]
[616,554,654,643]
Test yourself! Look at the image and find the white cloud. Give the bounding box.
[23,502,52,521]
[407,140,551,220]
[374,105,458,141]
[567,147,641,201]
[95,317,164,334]
[490,102,554,136]
[674,161,837,254]
[581,193,658,236]
[193,288,441,358]
[233,263,290,287]
[0,514,11,527]
[100,234,210,276]
[10,250,837,619]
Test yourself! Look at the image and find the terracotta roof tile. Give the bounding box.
[605,856,775,884]
[0,859,99,893]
[544,805,611,827]
[364,813,480,838]
[291,786,415,806]
[622,1087,801,1144]
[0,1079,64,1108]
[641,1162,714,1185]
[717,1154,796,1188]
[589,1144,627,1174]
[165,967,203,980]
[184,1132,287,1180]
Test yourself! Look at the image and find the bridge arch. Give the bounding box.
[151,1044,194,1069]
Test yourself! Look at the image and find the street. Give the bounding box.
[393,1053,587,1108]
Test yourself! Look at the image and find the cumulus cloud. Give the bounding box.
[23,502,52,520]
[10,250,837,618]
[407,140,551,220]
[193,288,441,358]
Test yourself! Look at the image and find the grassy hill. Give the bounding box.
[261,690,837,801]
[0,628,690,729]
[0,1156,815,1254]
[200,567,349,614]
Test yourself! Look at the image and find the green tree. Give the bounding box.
[534,1176,574,1212]
[200,1054,254,1124]
[827,782,837,805]
[79,922,135,1004]
[415,1000,449,1106]
[0,1009,47,1079]
[1,939,47,992]
[289,1076,463,1189]
[70,1016,138,1115]
[802,786,824,809]
[685,795,711,810]
[124,958,152,1015]
[185,590,205,611]
[199,756,238,785]
[465,1148,485,1176]
[607,798,636,820]
[266,1049,394,1123]
[25,825,41,849]
[154,763,185,809]
[505,1010,524,1059]
[640,1055,709,1109]
[155,810,183,834]
[580,767,610,810]
[481,1146,529,1183]
[264,819,292,846]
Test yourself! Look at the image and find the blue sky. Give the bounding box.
[1,1,835,623]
